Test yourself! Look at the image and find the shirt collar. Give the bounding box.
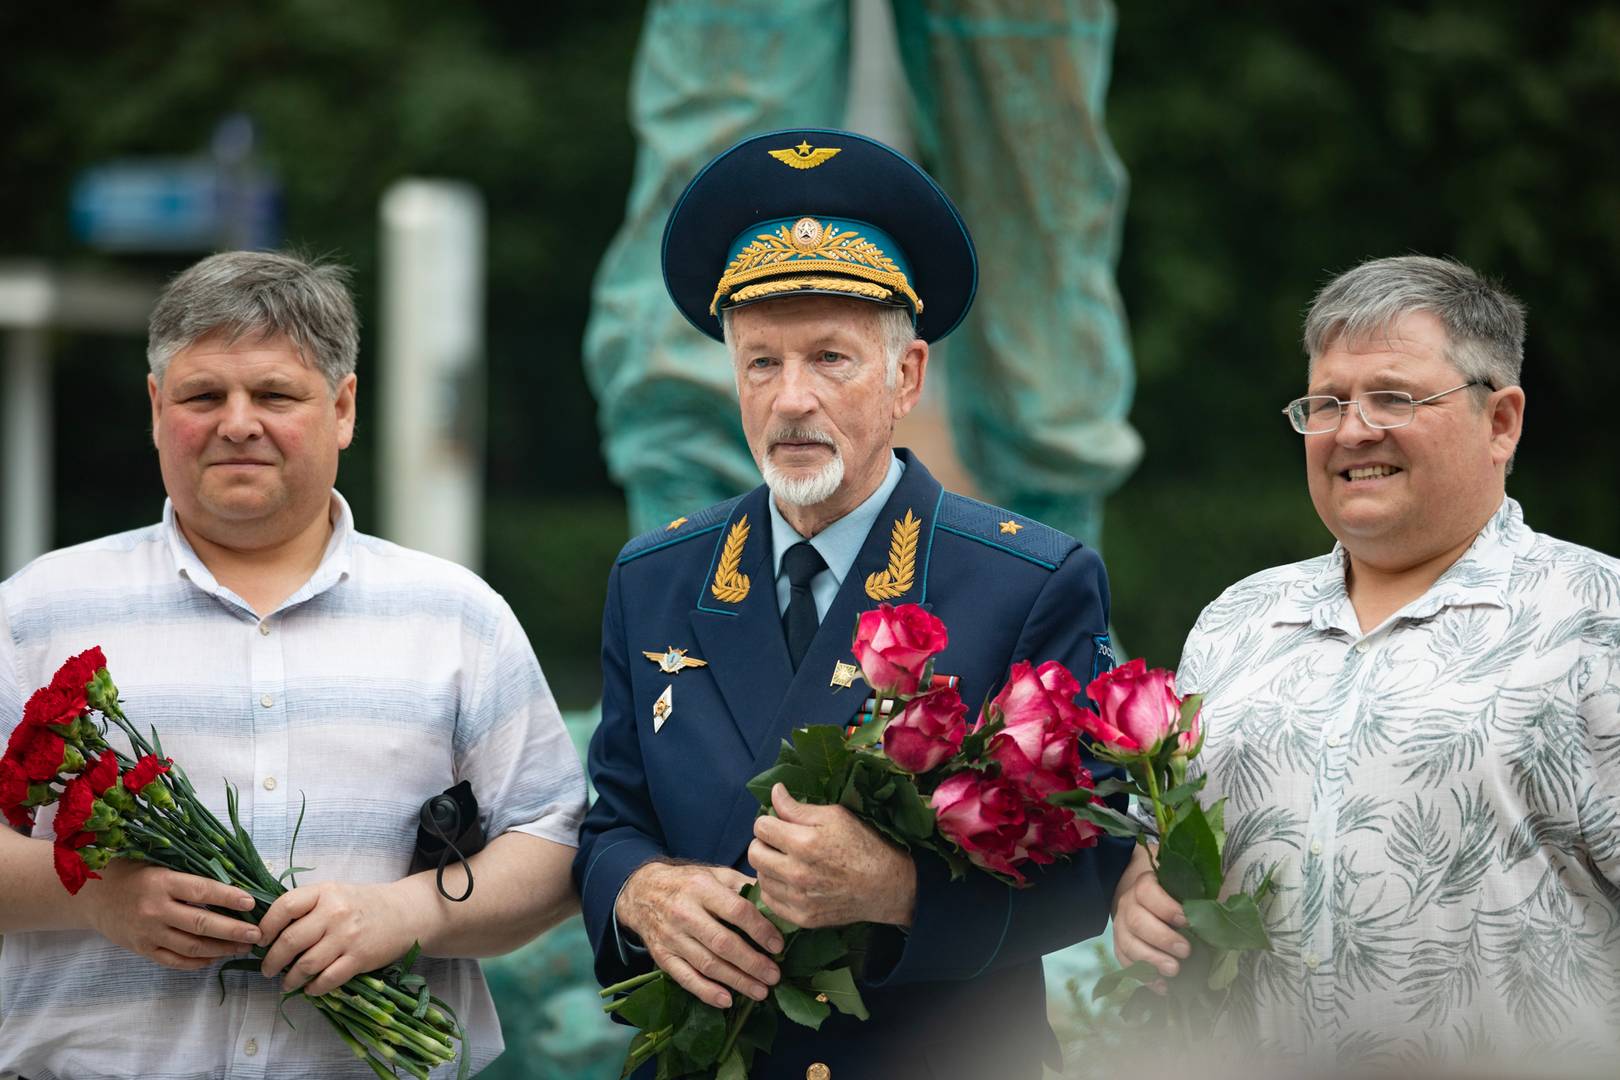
[1274,496,1525,631]
[768,453,905,586]
[162,491,355,614]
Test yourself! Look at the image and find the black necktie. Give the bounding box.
[781,542,826,671]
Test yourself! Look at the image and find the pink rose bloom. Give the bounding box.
[1084,658,1182,756]
[852,603,948,696]
[1174,699,1202,757]
[986,660,1085,733]
[989,714,1085,798]
[883,686,967,774]
[1011,800,1101,865]
[931,772,1028,882]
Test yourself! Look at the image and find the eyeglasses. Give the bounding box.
[1282,381,1487,435]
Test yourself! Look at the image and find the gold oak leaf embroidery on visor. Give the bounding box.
[709,224,921,316]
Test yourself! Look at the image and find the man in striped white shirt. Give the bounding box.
[0,251,587,1079]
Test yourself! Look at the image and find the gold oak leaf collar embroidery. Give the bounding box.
[710,515,752,603]
[865,509,920,601]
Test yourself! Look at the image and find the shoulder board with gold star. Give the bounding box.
[934,492,1078,570]
[617,495,747,565]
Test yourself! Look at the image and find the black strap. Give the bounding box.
[781,541,826,670]
[423,808,475,902]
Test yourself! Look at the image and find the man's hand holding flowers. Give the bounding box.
[749,782,917,930]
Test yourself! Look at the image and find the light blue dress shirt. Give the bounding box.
[767,452,905,621]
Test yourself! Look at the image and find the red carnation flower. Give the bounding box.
[53,832,101,895]
[124,754,171,794]
[18,729,71,782]
[0,757,27,807]
[23,684,85,733]
[50,647,106,696]
[54,776,95,839]
[83,753,120,797]
[4,803,35,831]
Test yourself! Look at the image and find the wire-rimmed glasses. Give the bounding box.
[1282,381,1487,435]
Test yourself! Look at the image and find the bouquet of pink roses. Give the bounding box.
[0,648,468,1079]
[600,603,1109,1079]
[1058,660,1273,1032]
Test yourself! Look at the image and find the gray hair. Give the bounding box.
[147,250,359,390]
[721,301,917,389]
[1303,255,1526,392]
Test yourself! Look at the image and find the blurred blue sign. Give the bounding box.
[71,160,280,252]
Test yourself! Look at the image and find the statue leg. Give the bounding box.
[892,0,1142,550]
[583,0,853,537]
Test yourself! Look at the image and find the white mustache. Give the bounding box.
[767,426,835,448]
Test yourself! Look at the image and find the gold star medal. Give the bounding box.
[652,685,673,733]
[642,646,709,674]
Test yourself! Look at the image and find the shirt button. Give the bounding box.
[1355,641,1369,654]
[258,621,271,636]
[244,1038,259,1056]
[1326,734,1341,748]
[260,694,274,708]
[1310,839,1323,856]
[263,776,277,792]
[1304,952,1320,970]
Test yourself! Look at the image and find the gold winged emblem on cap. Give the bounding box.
[768,141,842,169]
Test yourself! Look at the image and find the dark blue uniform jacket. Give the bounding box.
[573,450,1130,1080]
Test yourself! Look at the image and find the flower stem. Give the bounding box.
[598,967,664,999]
[717,996,758,1063]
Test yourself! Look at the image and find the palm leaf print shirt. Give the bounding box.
[1177,498,1620,1075]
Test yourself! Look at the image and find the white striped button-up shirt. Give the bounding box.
[0,494,587,1079]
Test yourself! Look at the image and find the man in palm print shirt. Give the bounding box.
[1112,255,1620,1075]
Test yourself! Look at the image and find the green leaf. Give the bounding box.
[1090,960,1159,1000]
[746,763,819,807]
[716,1049,748,1080]
[1158,778,1207,808]
[738,1000,778,1053]
[1182,894,1271,952]
[670,1001,726,1062]
[1120,983,1164,1025]
[792,725,851,795]
[884,775,935,841]
[277,866,315,883]
[1207,947,1240,991]
[1158,804,1221,902]
[809,967,869,1020]
[844,721,884,749]
[771,982,831,1030]
[1205,797,1227,856]
[781,928,847,978]
[611,977,674,1030]
[216,957,259,1003]
[1062,800,1144,839]
[1091,776,1150,800]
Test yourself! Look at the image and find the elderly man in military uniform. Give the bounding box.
[573,129,1129,1080]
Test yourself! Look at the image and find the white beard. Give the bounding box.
[762,450,845,507]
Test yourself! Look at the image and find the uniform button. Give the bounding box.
[263,776,277,792]
[260,694,274,708]
[244,1037,259,1056]
[1310,839,1323,856]
[258,621,271,636]
[806,1065,830,1080]
[1304,952,1320,970]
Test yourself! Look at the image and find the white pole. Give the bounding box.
[3,327,52,576]
[378,180,486,571]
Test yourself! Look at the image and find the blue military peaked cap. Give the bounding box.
[662,128,978,344]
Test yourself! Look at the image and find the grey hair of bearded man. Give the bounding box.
[721,301,917,390]
[1303,254,1526,398]
[147,250,359,392]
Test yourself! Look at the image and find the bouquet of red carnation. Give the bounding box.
[600,603,1107,1079]
[1061,659,1274,1032]
[0,648,469,1080]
